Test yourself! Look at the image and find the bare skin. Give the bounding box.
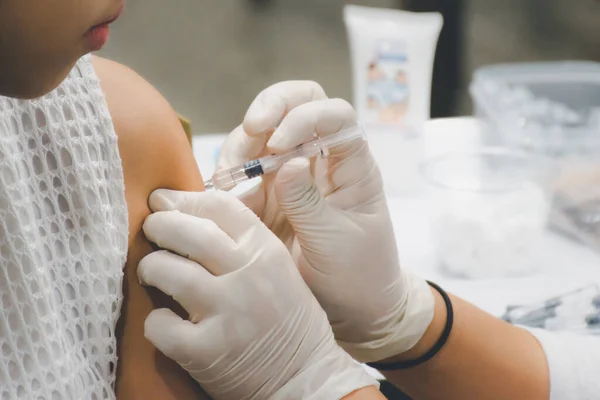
[341,288,550,400]
[0,0,124,98]
[344,387,387,399]
[380,289,550,400]
[92,56,210,399]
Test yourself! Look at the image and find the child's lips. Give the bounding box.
[85,24,111,51]
[84,4,124,51]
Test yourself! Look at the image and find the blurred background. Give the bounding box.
[99,0,600,133]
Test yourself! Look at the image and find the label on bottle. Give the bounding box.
[365,40,410,125]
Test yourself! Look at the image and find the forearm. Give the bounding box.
[380,289,550,400]
[342,386,387,400]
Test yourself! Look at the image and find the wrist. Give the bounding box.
[378,285,446,363]
[273,344,379,400]
[339,272,435,363]
[342,385,387,400]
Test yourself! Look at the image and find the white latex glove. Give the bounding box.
[217,81,435,363]
[138,190,378,400]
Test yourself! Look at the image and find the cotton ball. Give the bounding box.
[432,183,550,279]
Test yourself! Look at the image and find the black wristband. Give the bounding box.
[367,281,453,371]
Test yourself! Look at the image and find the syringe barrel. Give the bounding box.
[259,125,366,174]
[206,125,367,190]
[318,124,367,149]
[210,166,249,191]
[259,147,307,174]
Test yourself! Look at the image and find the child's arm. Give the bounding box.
[92,56,210,399]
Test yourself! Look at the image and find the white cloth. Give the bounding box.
[528,329,600,400]
[0,56,128,399]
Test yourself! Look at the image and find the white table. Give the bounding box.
[192,117,600,317]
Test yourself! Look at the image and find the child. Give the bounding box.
[0,1,209,398]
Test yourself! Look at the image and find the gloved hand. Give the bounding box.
[216,81,435,363]
[215,81,330,249]
[138,190,378,400]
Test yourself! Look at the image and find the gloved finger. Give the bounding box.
[235,182,267,219]
[149,190,269,244]
[146,309,224,371]
[243,80,328,136]
[217,81,328,171]
[267,99,377,194]
[138,250,215,312]
[266,98,358,153]
[325,150,385,210]
[274,157,331,231]
[143,211,244,275]
[215,124,267,173]
[145,308,205,366]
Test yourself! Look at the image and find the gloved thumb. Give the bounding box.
[149,189,189,213]
[144,308,198,365]
[274,158,329,224]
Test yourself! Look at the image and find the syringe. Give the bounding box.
[204,125,366,191]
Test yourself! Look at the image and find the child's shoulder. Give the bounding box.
[92,56,200,191]
[92,56,208,398]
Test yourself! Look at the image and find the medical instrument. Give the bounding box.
[204,125,367,191]
[502,285,600,334]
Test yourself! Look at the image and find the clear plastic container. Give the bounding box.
[470,61,600,157]
[471,61,600,253]
[422,148,556,279]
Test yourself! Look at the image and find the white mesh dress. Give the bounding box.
[0,55,128,399]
